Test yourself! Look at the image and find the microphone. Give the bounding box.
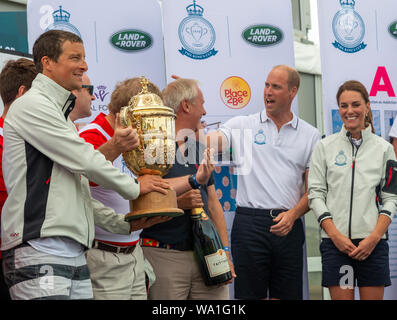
[346,131,351,138]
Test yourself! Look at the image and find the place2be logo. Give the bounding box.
[388,20,397,39]
[242,25,283,47]
[110,30,152,52]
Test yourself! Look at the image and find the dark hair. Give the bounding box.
[108,77,162,114]
[32,30,83,73]
[336,80,374,134]
[0,58,37,105]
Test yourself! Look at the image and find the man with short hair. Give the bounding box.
[1,30,169,300]
[79,77,169,300]
[140,78,235,300]
[70,73,95,122]
[207,65,321,300]
[0,57,37,300]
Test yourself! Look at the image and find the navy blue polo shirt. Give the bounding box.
[140,140,214,245]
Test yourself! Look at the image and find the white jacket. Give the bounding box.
[308,125,397,239]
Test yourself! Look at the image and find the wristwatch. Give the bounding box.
[188,174,200,189]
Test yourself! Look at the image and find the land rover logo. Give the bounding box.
[111,30,152,52]
[242,25,283,47]
[389,21,397,39]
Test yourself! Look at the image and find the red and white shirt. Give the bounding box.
[79,113,140,245]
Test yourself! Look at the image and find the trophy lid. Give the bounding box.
[128,76,166,110]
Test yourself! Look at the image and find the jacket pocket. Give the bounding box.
[382,160,397,194]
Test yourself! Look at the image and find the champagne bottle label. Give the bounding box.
[204,249,230,278]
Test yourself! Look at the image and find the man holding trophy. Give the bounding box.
[1,30,170,300]
[139,78,235,300]
[80,77,215,299]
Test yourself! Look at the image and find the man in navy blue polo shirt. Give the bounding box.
[140,78,235,300]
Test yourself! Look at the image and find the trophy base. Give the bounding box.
[124,189,184,221]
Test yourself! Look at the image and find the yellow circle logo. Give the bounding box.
[220,76,251,110]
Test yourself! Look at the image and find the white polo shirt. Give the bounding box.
[219,110,321,210]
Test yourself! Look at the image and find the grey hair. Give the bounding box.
[162,78,199,113]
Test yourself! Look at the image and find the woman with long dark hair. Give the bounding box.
[309,80,397,300]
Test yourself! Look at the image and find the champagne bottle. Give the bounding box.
[191,207,232,286]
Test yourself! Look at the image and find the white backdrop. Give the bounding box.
[162,0,297,125]
[26,0,308,299]
[27,0,166,124]
[318,0,397,299]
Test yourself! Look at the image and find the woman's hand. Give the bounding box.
[348,234,380,261]
[330,233,357,255]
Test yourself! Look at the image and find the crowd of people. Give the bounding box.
[0,29,396,300]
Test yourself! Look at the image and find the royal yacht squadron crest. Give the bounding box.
[335,150,347,166]
[45,5,81,38]
[254,130,266,145]
[332,0,366,53]
[178,0,218,60]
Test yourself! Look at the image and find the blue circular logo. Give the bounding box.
[333,9,365,49]
[179,16,215,55]
[45,6,81,38]
[178,1,218,60]
[332,1,366,53]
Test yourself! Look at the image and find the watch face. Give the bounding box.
[189,175,199,189]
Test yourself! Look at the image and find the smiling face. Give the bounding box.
[338,90,370,138]
[42,40,88,91]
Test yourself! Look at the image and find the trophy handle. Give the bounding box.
[119,106,131,128]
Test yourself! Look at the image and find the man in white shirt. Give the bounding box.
[207,65,321,300]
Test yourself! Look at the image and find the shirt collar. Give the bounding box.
[260,110,299,129]
[340,124,373,141]
[33,73,74,111]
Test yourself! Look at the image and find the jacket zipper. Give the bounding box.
[348,135,361,239]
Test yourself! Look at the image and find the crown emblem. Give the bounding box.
[52,5,71,23]
[340,0,355,8]
[186,0,204,16]
[97,85,107,91]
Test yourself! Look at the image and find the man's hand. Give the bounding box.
[270,210,297,237]
[177,189,204,209]
[138,175,170,195]
[196,148,215,185]
[130,216,172,231]
[110,113,140,154]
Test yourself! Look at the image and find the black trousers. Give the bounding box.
[231,206,305,300]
